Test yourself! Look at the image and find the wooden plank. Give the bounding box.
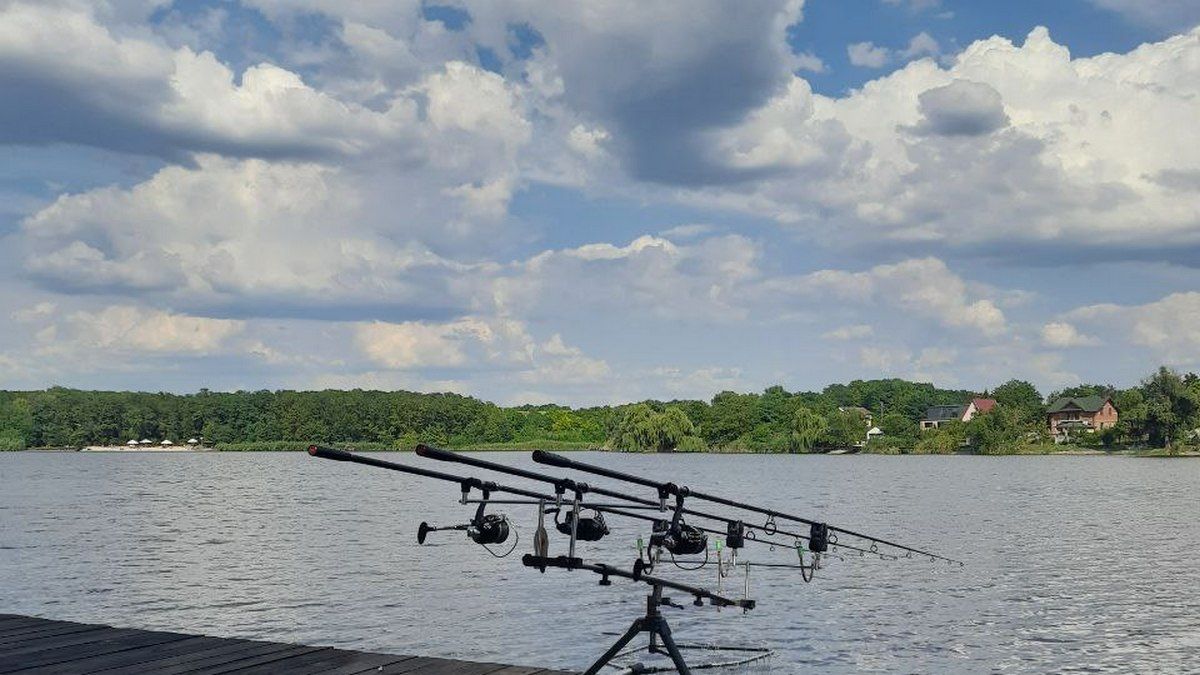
[0,628,190,673]
[0,628,147,661]
[96,640,303,675]
[484,662,573,667]
[0,616,568,675]
[0,618,65,637]
[197,647,400,675]
[324,654,419,675]
[0,627,115,657]
[0,620,42,634]
[367,656,452,674]
[402,658,514,675]
[171,645,329,674]
[25,636,224,675]
[0,623,108,647]
[241,649,413,675]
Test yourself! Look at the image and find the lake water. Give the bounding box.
[2,451,1198,673]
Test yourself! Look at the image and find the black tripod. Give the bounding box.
[584,584,690,675]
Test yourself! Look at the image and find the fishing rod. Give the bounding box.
[310,445,802,561]
[308,444,961,674]
[532,450,963,565]
[415,443,897,561]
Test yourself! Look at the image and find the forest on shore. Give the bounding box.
[2,366,1198,454]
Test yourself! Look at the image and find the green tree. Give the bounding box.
[820,410,864,450]
[965,406,1025,454]
[789,406,826,453]
[704,391,758,447]
[913,421,964,454]
[1140,367,1200,448]
[607,404,701,452]
[992,380,1043,424]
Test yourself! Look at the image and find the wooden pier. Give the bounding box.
[0,614,575,674]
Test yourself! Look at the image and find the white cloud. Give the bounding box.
[792,50,826,73]
[900,31,941,59]
[848,32,937,69]
[848,41,890,68]
[1087,0,1200,30]
[715,26,1200,253]
[0,3,421,160]
[1067,292,1200,364]
[40,305,244,356]
[1040,321,1100,348]
[823,324,874,340]
[774,257,1007,337]
[11,302,56,323]
[492,234,762,322]
[354,318,609,389]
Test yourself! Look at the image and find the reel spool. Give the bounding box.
[469,513,510,545]
[556,508,610,541]
[652,519,707,556]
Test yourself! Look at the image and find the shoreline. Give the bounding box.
[9,446,1197,457]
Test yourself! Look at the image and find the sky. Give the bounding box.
[0,0,1198,406]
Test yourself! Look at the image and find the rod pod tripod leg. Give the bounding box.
[583,585,690,675]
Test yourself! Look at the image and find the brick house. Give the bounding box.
[1046,396,1118,436]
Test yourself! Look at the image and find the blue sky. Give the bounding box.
[1,0,1198,405]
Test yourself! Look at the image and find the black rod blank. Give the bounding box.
[414,444,894,560]
[532,449,962,565]
[311,445,804,557]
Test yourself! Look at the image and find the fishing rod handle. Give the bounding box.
[415,443,460,463]
[308,445,354,461]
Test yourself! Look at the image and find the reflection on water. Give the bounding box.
[2,452,1198,673]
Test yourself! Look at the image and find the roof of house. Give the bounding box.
[972,398,997,414]
[1046,395,1110,414]
[838,406,872,417]
[922,404,966,422]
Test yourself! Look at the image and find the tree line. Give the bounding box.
[1,366,1197,453]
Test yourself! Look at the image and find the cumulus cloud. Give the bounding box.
[15,154,513,315]
[848,32,939,68]
[910,80,1009,136]
[848,41,891,68]
[38,305,244,356]
[491,234,763,322]
[1067,292,1200,364]
[1,3,1196,402]
[463,0,806,185]
[714,26,1200,256]
[355,317,609,389]
[1040,321,1100,348]
[356,317,535,369]
[0,3,419,161]
[772,257,1008,337]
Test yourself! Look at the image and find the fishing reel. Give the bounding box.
[468,513,510,545]
[652,518,708,556]
[417,490,511,547]
[555,508,610,542]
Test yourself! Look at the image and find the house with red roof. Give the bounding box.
[920,397,998,429]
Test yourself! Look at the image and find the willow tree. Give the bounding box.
[790,406,826,453]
